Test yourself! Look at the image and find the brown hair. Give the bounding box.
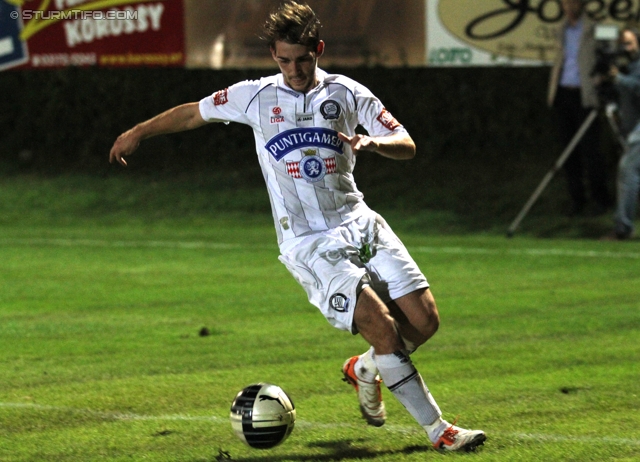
[263,1,321,50]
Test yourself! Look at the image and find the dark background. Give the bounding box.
[0,66,620,231]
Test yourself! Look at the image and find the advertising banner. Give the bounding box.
[0,0,184,70]
[0,1,28,70]
[427,0,639,66]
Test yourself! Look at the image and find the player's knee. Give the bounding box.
[409,315,438,349]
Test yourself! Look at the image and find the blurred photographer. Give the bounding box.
[548,0,613,216]
[602,28,640,240]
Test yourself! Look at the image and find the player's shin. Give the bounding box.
[374,351,444,437]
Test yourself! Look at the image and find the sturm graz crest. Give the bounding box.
[329,293,350,312]
[299,154,327,182]
[320,100,341,120]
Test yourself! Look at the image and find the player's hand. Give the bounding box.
[109,129,140,166]
[338,132,379,155]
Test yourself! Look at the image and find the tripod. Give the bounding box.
[507,109,597,237]
[506,105,623,237]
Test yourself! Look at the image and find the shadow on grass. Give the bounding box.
[226,439,431,461]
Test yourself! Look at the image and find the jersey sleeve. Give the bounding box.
[198,79,260,125]
[354,84,408,138]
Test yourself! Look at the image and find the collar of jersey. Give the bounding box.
[276,68,328,95]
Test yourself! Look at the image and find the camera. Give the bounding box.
[591,24,629,105]
[593,25,630,74]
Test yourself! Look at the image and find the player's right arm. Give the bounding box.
[109,102,207,166]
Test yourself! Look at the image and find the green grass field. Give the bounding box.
[1,176,639,461]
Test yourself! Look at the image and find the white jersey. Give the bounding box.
[199,68,407,247]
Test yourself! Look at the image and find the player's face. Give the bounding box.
[271,40,323,93]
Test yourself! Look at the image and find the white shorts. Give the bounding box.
[278,210,429,333]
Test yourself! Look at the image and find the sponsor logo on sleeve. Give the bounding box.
[377,108,401,131]
[213,88,229,106]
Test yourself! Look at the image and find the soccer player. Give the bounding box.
[109,1,486,452]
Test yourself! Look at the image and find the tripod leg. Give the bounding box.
[507,109,599,237]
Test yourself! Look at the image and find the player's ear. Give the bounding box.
[316,41,325,58]
[270,45,277,61]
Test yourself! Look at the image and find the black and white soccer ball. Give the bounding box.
[229,383,296,449]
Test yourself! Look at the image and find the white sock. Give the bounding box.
[374,351,442,429]
[423,418,449,443]
[354,346,378,382]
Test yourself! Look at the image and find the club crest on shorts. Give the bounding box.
[329,293,350,312]
[320,100,341,120]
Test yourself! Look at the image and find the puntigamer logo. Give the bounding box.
[265,128,344,162]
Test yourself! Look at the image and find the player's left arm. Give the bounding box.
[337,131,416,160]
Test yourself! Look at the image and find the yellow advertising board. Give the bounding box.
[428,0,638,66]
